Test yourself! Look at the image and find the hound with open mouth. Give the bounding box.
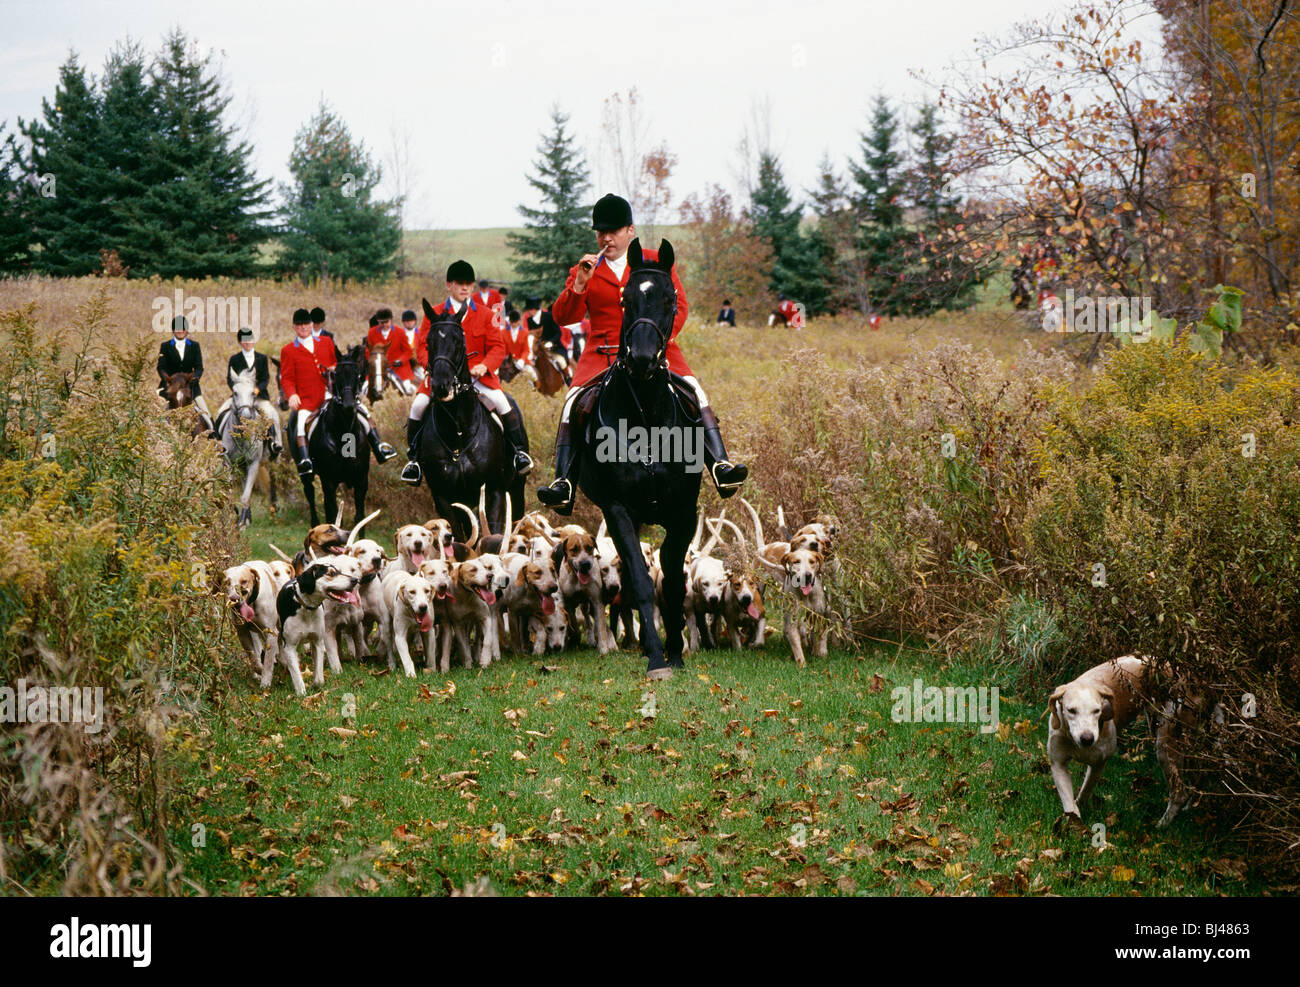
[222,560,285,678]
[271,558,362,695]
[552,526,615,654]
[439,558,499,670]
[380,568,436,677]
[502,554,561,655]
[757,547,827,667]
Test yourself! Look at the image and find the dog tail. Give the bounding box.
[267,543,294,564]
[738,496,767,552]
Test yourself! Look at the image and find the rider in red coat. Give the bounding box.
[365,308,417,389]
[282,308,396,477]
[536,193,747,514]
[400,260,533,485]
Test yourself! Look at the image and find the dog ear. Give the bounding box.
[297,567,318,595]
[550,538,566,571]
[1048,686,1066,731]
[1099,687,1116,723]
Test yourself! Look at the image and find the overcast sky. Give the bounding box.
[2,0,1065,228]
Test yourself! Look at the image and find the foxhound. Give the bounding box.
[440,558,497,671]
[552,526,615,654]
[758,548,828,666]
[222,560,284,678]
[271,559,361,695]
[380,569,436,676]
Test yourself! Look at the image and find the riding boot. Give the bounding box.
[366,424,397,464]
[699,406,747,498]
[400,418,423,485]
[296,435,314,477]
[536,422,578,515]
[502,408,534,477]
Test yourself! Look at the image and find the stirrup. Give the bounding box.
[537,477,574,512]
[400,460,422,485]
[375,441,397,463]
[298,457,314,478]
[514,450,535,477]
[710,460,747,496]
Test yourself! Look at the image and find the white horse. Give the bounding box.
[219,369,277,528]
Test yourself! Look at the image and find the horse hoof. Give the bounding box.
[646,666,673,681]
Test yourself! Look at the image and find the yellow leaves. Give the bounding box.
[511,750,528,761]
[1113,865,1136,882]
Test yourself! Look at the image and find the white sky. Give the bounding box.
[1,0,1069,228]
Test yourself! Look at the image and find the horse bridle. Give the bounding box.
[615,269,677,372]
[428,321,474,397]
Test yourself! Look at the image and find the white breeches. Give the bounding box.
[408,382,509,422]
[559,374,708,424]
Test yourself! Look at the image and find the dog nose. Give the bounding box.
[1079,733,1094,747]
[740,594,752,606]
[579,561,592,574]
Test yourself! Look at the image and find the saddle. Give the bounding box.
[578,368,700,441]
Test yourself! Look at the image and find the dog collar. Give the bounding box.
[293,587,321,610]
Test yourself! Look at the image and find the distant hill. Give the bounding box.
[401,225,688,285]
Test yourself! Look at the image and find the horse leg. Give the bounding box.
[659,512,694,669]
[485,486,505,537]
[603,504,667,675]
[301,474,319,527]
[353,474,368,528]
[322,482,339,532]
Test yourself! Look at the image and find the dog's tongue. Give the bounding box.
[611,592,622,607]
[443,544,454,557]
[578,572,590,585]
[437,589,452,600]
[418,613,432,633]
[477,587,496,604]
[343,590,360,605]
[411,551,425,566]
[238,603,256,623]
[541,595,556,615]
[800,584,813,596]
[747,602,761,619]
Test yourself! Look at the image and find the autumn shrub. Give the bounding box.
[1024,338,1300,874]
[0,292,238,894]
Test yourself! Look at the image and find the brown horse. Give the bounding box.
[160,371,207,437]
[529,328,569,397]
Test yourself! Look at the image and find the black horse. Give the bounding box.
[575,239,701,679]
[417,298,523,539]
[301,344,370,527]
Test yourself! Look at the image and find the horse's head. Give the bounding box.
[230,369,257,419]
[163,371,195,407]
[331,345,365,411]
[618,238,677,381]
[421,297,470,402]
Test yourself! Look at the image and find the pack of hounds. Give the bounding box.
[222,494,1223,829]
[220,495,842,696]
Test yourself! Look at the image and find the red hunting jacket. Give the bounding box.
[366,325,416,381]
[418,298,506,392]
[551,249,691,386]
[279,334,337,411]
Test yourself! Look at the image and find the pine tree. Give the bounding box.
[807,153,859,314]
[279,100,400,284]
[0,125,32,274]
[20,54,110,275]
[97,42,157,270]
[507,106,592,302]
[849,95,915,315]
[900,102,990,313]
[748,151,829,316]
[123,31,272,278]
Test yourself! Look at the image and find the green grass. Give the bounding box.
[179,621,1261,896]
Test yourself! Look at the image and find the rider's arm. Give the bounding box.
[551,263,589,326]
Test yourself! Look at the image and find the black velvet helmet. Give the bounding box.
[292,308,311,325]
[592,193,633,231]
[447,260,476,284]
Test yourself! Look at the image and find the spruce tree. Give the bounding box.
[749,151,828,316]
[850,95,915,315]
[279,99,401,284]
[0,126,32,274]
[901,102,988,313]
[20,54,109,276]
[124,31,272,278]
[97,42,157,271]
[507,106,592,302]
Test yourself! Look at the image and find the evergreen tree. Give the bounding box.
[507,106,592,302]
[124,31,272,278]
[748,151,829,315]
[900,102,989,313]
[806,152,858,314]
[0,125,32,274]
[279,99,400,284]
[849,94,915,315]
[20,54,110,275]
[97,42,157,270]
